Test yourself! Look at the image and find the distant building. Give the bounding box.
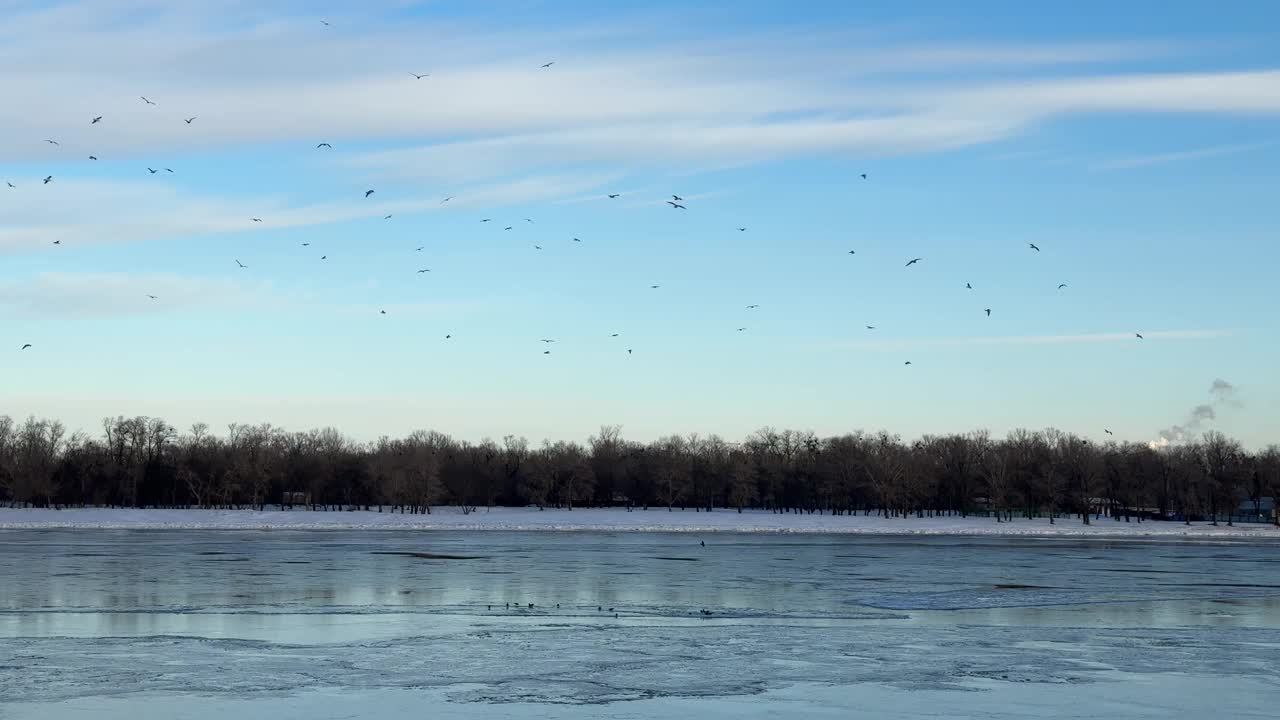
[281,491,310,508]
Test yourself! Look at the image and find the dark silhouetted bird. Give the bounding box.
[746,304,759,309]
[650,285,660,289]
[320,255,326,260]
[21,344,32,350]
[860,173,868,180]
[866,325,876,330]
[1104,429,1114,436]
[185,117,197,124]
[524,218,534,223]
[540,339,555,343]
[672,195,683,201]
[667,202,686,209]
[141,96,156,106]
[985,308,991,316]
[445,334,451,339]
[608,193,620,198]
[627,349,633,355]
[572,237,581,242]
[1058,283,1068,290]
[481,218,491,222]
[365,189,375,198]
[146,295,157,300]
[540,61,555,68]
[611,333,619,337]
[6,182,13,188]
[736,327,746,332]
[1135,333,1144,339]
[235,260,247,268]
[544,350,551,355]
[441,196,453,204]
[504,226,513,231]
[91,116,102,124]
[148,168,158,174]
[848,250,856,255]
[320,20,330,26]
[904,361,912,366]
[384,215,393,220]
[45,139,60,146]
[380,310,387,315]
[89,156,97,160]
[410,72,430,79]
[301,243,310,246]
[1029,243,1040,252]
[53,240,61,245]
[534,245,542,250]
[317,143,332,149]
[737,227,746,232]
[251,218,262,222]
[417,269,430,273]
[164,168,174,173]
[42,176,53,184]
[415,246,424,252]
[906,257,922,266]
[966,283,972,289]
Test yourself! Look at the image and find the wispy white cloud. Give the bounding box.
[820,329,1235,351]
[1098,141,1274,170]
[0,271,274,317]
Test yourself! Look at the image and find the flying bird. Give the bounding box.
[301,243,310,247]
[164,168,174,173]
[610,333,619,337]
[737,227,746,232]
[504,226,513,231]
[380,310,387,315]
[540,339,556,343]
[627,349,633,355]
[89,156,97,161]
[667,202,686,210]
[445,334,451,339]
[480,219,491,223]
[524,218,534,223]
[966,283,972,289]
[44,139,60,146]
[904,361,912,366]
[185,117,197,124]
[91,116,102,124]
[1135,333,1144,339]
[365,189,375,198]
[984,308,991,317]
[316,143,332,149]
[572,237,581,242]
[441,196,454,204]
[1029,243,1041,252]
[746,304,759,309]
[52,240,61,245]
[848,250,856,255]
[1104,429,1114,436]
[320,19,330,26]
[860,173,868,180]
[148,168,158,174]
[146,295,157,300]
[235,260,247,268]
[736,327,747,332]
[540,61,555,68]
[1058,283,1068,290]
[866,325,876,330]
[320,255,327,260]
[905,257,922,267]
[410,72,430,79]
[672,195,683,201]
[415,246,424,252]
[6,182,13,188]
[251,218,263,222]
[607,193,620,198]
[650,285,660,289]
[21,344,31,350]
[534,245,542,250]
[384,215,393,220]
[42,176,53,184]
[141,96,156,105]
[417,268,430,273]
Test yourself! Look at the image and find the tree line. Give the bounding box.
[1,415,1277,525]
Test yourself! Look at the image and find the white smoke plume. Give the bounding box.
[1150,379,1239,449]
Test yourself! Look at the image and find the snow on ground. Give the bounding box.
[1,506,1278,537]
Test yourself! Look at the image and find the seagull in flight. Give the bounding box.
[301,243,310,247]
[966,283,972,289]
[504,226,513,231]
[534,245,542,250]
[572,237,581,242]
[141,96,156,106]
[251,218,263,223]
[148,168,158,174]
[164,168,174,173]
[146,295,157,300]
[540,339,556,343]
[410,72,430,79]
[866,325,876,330]
[384,215,393,220]
[1058,283,1068,290]
[42,176,53,184]
[185,117,197,124]
[737,227,746,232]
[540,61,555,68]
[480,219,491,223]
[848,250,856,255]
[316,143,332,149]
[89,156,98,161]
[667,202,686,210]
[320,255,327,260]
[904,361,912,366]
[22,344,32,350]
[91,116,103,124]
[672,195,683,201]
[235,260,247,268]
[736,327,747,332]
[417,268,431,273]
[746,304,759,309]
[608,193,620,198]
[544,350,551,355]
[611,333,619,337]
[53,240,61,245]
[650,284,660,289]
[6,182,13,188]
[365,189,375,198]
[380,310,387,315]
[984,308,991,317]
[905,257,922,267]
[627,349,633,355]
[1029,243,1041,252]
[1104,429,1114,436]
[860,173,868,180]
[44,139,60,146]
[415,246,424,252]
[1135,333,1144,339]
[441,196,454,205]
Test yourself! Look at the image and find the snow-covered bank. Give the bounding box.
[1,507,1278,538]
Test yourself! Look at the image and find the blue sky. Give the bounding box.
[1,0,1277,447]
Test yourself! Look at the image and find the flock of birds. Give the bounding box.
[10,51,1150,369]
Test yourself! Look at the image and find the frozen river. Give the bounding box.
[2,530,1279,718]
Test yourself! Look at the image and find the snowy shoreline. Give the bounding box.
[1,507,1279,539]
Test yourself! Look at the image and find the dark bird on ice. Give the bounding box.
[365,189,375,198]
[316,143,332,149]
[91,116,103,124]
[410,72,430,79]
[141,96,156,105]
[540,61,555,68]
[608,193,620,198]
[42,176,53,184]
[1029,243,1041,252]
[235,260,247,268]
[21,344,32,350]
[905,257,922,267]
[984,308,991,317]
